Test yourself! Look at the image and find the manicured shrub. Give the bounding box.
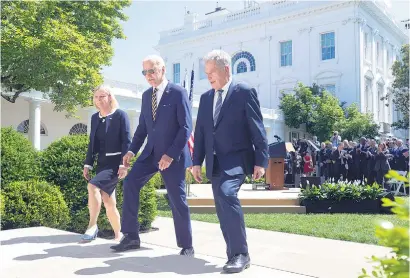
[39,134,89,212]
[1,180,70,230]
[1,127,39,186]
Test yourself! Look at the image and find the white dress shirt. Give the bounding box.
[213,78,232,117]
[127,79,169,157]
[154,78,168,106]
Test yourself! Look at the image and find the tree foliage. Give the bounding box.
[334,103,379,141]
[280,83,379,141]
[391,44,409,130]
[279,83,344,141]
[383,44,409,130]
[1,0,131,114]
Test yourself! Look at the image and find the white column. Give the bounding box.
[28,100,41,150]
[85,108,96,135]
[128,110,140,135]
[371,29,379,122]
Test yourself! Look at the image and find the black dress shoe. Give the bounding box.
[110,235,140,252]
[179,247,194,256]
[223,253,250,273]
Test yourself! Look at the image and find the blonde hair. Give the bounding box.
[93,85,119,112]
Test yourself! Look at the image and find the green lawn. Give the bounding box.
[157,195,408,245]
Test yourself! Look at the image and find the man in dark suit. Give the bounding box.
[192,50,268,273]
[111,55,194,256]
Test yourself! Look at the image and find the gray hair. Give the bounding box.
[142,54,165,70]
[203,50,231,70]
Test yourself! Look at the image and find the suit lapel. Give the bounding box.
[105,112,114,133]
[215,82,235,128]
[90,115,97,144]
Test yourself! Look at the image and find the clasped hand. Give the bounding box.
[158,154,173,171]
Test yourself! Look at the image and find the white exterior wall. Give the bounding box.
[1,97,89,150]
[156,0,408,141]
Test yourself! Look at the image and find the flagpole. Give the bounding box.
[186,63,195,196]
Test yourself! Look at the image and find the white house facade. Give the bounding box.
[156,0,408,141]
[1,0,408,151]
[1,81,144,150]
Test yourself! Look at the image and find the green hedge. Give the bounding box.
[1,127,39,186]
[299,181,383,202]
[1,180,70,230]
[139,174,158,230]
[0,193,5,218]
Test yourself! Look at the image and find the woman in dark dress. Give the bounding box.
[82,85,131,241]
[374,142,390,187]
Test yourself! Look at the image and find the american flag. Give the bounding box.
[187,65,194,158]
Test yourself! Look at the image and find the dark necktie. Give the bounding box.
[152,87,158,121]
[213,89,223,126]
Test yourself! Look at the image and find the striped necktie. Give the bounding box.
[213,89,223,126]
[152,87,158,121]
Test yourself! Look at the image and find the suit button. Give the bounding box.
[153,129,155,131]
[213,132,215,135]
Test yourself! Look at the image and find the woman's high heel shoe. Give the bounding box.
[81,226,98,241]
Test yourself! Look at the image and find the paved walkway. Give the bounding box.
[1,217,390,277]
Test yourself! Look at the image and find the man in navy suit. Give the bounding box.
[192,50,268,273]
[111,55,194,256]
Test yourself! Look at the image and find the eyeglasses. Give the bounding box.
[94,95,108,100]
[142,69,156,76]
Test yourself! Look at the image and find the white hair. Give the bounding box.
[142,54,165,70]
[203,49,231,70]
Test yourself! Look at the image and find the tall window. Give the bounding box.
[198,59,206,80]
[386,50,390,69]
[321,32,335,60]
[378,84,384,122]
[365,79,373,113]
[280,40,292,67]
[376,42,380,67]
[322,84,336,95]
[364,33,369,60]
[173,63,180,84]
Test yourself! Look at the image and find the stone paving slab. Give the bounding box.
[1,226,310,278]
[140,217,391,278]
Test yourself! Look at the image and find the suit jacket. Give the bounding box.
[129,81,192,168]
[193,80,269,179]
[85,109,131,167]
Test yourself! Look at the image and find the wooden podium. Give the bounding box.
[265,158,286,190]
[265,142,289,190]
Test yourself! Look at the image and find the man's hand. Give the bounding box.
[123,152,134,168]
[252,166,265,180]
[192,166,202,183]
[118,167,128,179]
[83,167,90,181]
[158,154,173,171]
